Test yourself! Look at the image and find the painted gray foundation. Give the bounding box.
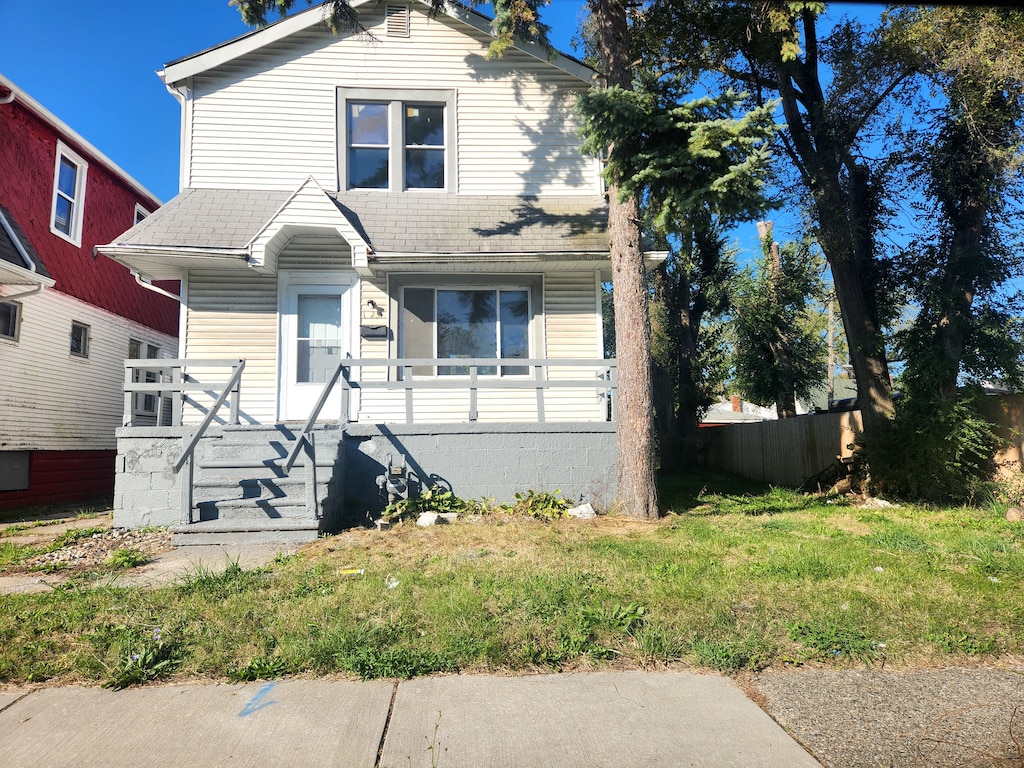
[114,423,617,533]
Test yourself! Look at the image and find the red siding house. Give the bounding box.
[0,73,179,509]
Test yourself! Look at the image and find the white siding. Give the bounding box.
[0,289,177,451]
[185,7,600,195]
[184,270,278,425]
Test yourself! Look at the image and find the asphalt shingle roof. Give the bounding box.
[332,192,608,253]
[111,188,609,255]
[114,188,291,250]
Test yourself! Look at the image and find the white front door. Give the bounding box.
[279,272,356,421]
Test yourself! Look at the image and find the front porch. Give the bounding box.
[115,357,618,543]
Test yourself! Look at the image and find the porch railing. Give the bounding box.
[123,359,245,429]
[279,356,617,475]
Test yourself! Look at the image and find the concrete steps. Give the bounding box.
[174,424,343,545]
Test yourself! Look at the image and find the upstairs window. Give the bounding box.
[0,301,19,342]
[339,89,454,191]
[134,204,150,225]
[51,141,88,245]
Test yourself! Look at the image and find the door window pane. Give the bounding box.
[437,289,496,375]
[297,295,342,383]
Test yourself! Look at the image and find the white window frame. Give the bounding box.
[50,140,89,245]
[396,276,540,378]
[337,88,456,192]
[70,321,90,358]
[134,203,150,225]
[0,300,20,343]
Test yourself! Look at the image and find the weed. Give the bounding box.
[691,636,771,671]
[509,489,571,520]
[585,601,647,635]
[103,625,181,690]
[107,548,148,569]
[385,486,466,522]
[926,630,1000,656]
[229,656,291,681]
[788,621,881,663]
[51,527,105,549]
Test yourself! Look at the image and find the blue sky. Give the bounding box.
[2,0,590,204]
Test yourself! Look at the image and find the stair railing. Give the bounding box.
[173,360,246,526]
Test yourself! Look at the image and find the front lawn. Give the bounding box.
[1,474,1021,687]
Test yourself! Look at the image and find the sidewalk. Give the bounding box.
[0,671,822,768]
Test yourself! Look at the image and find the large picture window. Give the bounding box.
[403,287,530,376]
[339,89,454,191]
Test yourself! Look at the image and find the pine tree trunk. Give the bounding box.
[596,0,659,519]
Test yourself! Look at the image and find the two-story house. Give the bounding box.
[100,0,663,544]
[0,74,179,510]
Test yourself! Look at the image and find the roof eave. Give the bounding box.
[160,0,597,86]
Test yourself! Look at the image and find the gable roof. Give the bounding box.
[160,0,596,87]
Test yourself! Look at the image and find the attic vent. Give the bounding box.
[386,4,410,37]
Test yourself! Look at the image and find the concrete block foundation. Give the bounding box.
[114,423,617,534]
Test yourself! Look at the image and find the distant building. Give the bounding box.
[0,73,179,508]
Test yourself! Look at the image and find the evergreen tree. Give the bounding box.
[732,227,827,418]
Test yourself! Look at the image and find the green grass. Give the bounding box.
[1,473,1022,686]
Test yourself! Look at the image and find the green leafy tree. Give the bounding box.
[633,1,916,447]
[870,7,1024,501]
[732,228,827,418]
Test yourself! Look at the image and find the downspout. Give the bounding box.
[132,270,183,303]
[0,89,14,105]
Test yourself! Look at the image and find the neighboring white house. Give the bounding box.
[100,0,663,543]
[0,74,178,509]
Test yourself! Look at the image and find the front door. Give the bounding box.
[279,272,356,421]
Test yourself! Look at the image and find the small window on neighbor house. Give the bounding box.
[51,141,88,244]
[70,321,90,358]
[134,204,149,225]
[0,301,20,341]
[128,338,160,414]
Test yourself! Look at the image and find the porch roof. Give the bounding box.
[104,187,612,257]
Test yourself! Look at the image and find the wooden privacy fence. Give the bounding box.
[699,394,1024,488]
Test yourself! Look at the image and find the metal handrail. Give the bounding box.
[281,357,349,473]
[173,360,246,473]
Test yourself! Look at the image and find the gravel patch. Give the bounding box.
[23,527,173,571]
[751,665,1024,767]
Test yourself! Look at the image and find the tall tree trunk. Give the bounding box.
[596,0,659,518]
[774,18,895,444]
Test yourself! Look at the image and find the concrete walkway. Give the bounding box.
[0,671,822,768]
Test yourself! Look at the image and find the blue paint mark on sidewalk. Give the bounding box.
[239,682,278,717]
